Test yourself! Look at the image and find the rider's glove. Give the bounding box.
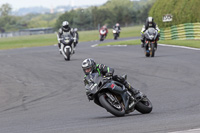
[87,95,93,100]
[105,73,113,78]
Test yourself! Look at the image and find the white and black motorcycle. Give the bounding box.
[113,28,120,40]
[57,34,75,61]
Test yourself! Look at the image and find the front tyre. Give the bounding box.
[114,34,118,40]
[99,93,125,117]
[150,43,155,57]
[135,97,153,114]
[64,48,70,61]
[100,35,104,41]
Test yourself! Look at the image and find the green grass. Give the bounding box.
[0,34,57,50]
[159,40,200,48]
[79,25,141,42]
[0,25,142,50]
[1,25,200,49]
[98,39,200,48]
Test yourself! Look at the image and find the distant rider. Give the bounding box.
[113,23,121,37]
[141,17,160,48]
[72,28,79,47]
[57,21,77,53]
[99,25,108,37]
[81,58,144,100]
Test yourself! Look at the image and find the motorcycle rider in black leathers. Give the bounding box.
[141,17,160,48]
[57,21,77,53]
[82,58,144,100]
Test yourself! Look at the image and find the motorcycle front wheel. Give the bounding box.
[64,48,70,61]
[114,34,118,40]
[150,43,155,57]
[135,97,153,114]
[100,35,104,41]
[99,93,125,117]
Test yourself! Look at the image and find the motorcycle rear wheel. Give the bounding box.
[99,93,125,117]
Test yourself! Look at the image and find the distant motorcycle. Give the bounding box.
[144,28,159,57]
[113,28,120,40]
[72,28,79,47]
[57,34,75,61]
[99,29,107,41]
[84,72,153,117]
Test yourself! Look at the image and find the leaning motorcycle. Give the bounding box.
[99,29,107,41]
[144,28,159,57]
[113,28,120,40]
[57,34,75,61]
[84,72,153,117]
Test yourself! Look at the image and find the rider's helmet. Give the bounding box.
[82,58,96,75]
[74,28,78,32]
[116,23,120,27]
[62,21,70,32]
[146,17,154,27]
[102,25,107,29]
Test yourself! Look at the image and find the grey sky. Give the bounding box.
[0,0,108,10]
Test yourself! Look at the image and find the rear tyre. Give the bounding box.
[135,97,153,114]
[99,93,125,117]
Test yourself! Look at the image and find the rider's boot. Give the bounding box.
[141,42,144,48]
[124,81,145,99]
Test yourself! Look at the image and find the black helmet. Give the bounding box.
[82,58,96,75]
[146,17,154,27]
[62,21,70,32]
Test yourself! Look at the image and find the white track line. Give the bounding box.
[107,45,127,47]
[159,44,200,51]
[91,44,99,47]
[91,44,127,47]
[169,128,200,133]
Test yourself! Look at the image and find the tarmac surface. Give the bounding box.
[0,37,200,133]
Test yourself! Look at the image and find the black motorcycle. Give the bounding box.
[144,28,159,57]
[84,72,153,117]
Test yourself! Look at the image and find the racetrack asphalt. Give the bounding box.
[0,37,200,133]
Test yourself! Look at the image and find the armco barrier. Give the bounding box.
[160,23,200,40]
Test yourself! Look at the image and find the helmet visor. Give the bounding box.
[84,67,92,74]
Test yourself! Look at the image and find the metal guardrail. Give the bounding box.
[160,23,200,40]
[0,27,54,38]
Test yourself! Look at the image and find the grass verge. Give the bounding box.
[1,25,200,49]
[0,25,142,50]
[98,39,200,49]
[159,40,200,48]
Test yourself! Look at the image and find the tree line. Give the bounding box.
[55,0,155,30]
[149,0,200,28]
[0,0,155,32]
